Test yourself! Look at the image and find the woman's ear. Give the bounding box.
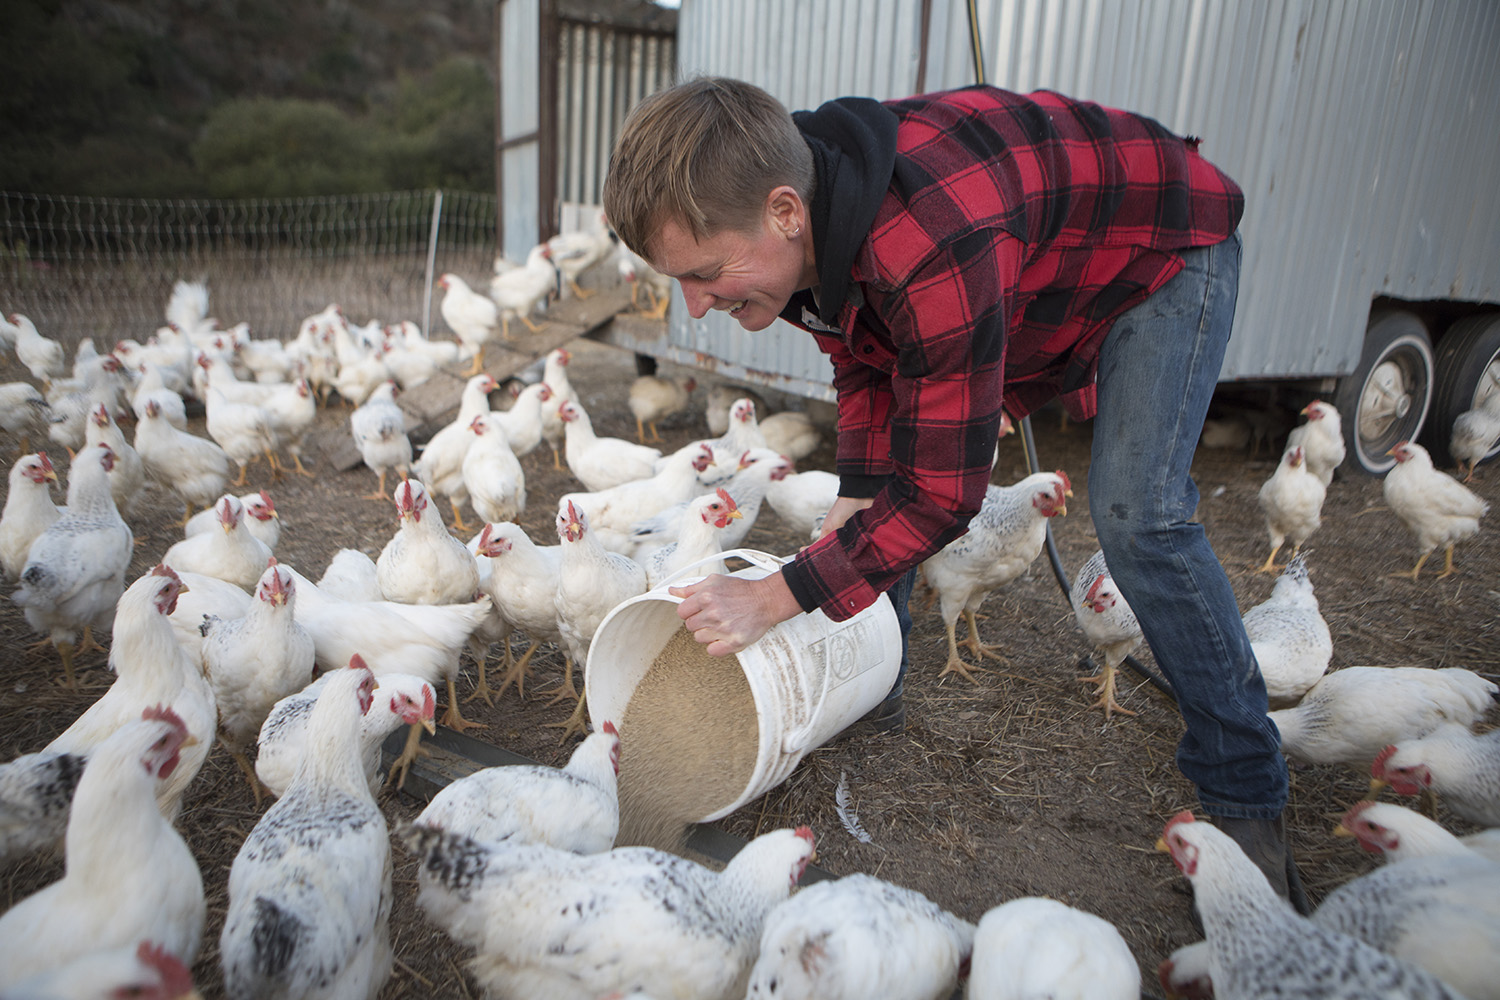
[766,186,805,239]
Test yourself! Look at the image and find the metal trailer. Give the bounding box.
[578,0,1500,475]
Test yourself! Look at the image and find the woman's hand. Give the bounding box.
[669,570,803,656]
[811,495,875,543]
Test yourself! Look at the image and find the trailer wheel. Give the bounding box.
[1332,309,1434,476]
[1422,312,1500,470]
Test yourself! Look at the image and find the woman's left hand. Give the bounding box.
[669,570,803,656]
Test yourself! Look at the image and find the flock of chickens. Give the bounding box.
[0,254,1495,1000]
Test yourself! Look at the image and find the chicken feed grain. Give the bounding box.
[615,626,759,851]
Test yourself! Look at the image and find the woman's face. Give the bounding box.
[647,190,813,333]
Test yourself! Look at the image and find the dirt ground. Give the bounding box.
[2,335,1497,998]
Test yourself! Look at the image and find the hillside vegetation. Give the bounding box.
[3,0,496,197]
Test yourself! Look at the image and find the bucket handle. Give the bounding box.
[655,547,788,591]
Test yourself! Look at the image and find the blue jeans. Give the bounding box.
[1090,232,1287,818]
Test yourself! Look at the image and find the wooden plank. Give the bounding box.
[314,285,636,471]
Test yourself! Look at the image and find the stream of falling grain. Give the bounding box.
[614,626,760,852]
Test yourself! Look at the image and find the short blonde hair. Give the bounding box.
[603,77,814,258]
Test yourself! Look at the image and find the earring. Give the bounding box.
[788,226,801,238]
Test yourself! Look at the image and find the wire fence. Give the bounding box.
[0,189,500,352]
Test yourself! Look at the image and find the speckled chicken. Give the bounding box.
[1315,801,1500,999]
[1069,548,1142,718]
[1256,444,1324,572]
[1269,665,1497,768]
[201,562,316,802]
[922,471,1071,683]
[0,708,206,989]
[1450,389,1500,480]
[401,823,815,1000]
[0,452,60,582]
[220,659,393,1000]
[1241,553,1332,705]
[415,721,619,854]
[1383,440,1488,578]
[375,478,481,606]
[1285,399,1346,487]
[1159,810,1466,1000]
[1371,722,1500,826]
[256,671,435,799]
[13,443,134,689]
[745,872,975,1000]
[966,896,1137,1000]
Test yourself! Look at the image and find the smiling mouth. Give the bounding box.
[723,300,747,316]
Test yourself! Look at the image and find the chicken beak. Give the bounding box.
[422,717,438,735]
[181,734,201,749]
[728,509,744,520]
[1332,823,1354,838]
[1154,836,1170,853]
[1366,776,1388,800]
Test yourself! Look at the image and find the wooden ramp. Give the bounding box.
[315,286,635,472]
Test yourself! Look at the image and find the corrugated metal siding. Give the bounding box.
[666,0,1500,395]
[498,0,543,263]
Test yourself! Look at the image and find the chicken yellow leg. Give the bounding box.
[440,675,486,733]
[1078,653,1138,719]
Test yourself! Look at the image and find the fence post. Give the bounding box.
[422,189,444,336]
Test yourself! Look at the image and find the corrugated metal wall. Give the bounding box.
[659,0,1500,398]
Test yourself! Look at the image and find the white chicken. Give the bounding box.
[1269,665,1497,768]
[1333,800,1490,866]
[10,313,67,386]
[965,896,1137,1000]
[260,376,319,478]
[1370,722,1500,826]
[764,467,839,541]
[80,404,145,519]
[1159,810,1465,1000]
[746,872,976,1000]
[0,380,52,454]
[200,562,316,800]
[14,443,134,689]
[553,499,649,735]
[628,374,696,443]
[256,671,435,799]
[1450,387,1500,480]
[161,493,273,589]
[349,379,412,500]
[559,441,718,555]
[415,721,620,854]
[315,548,383,603]
[45,355,128,456]
[438,272,502,377]
[1241,552,1332,705]
[133,397,232,522]
[2,940,200,1000]
[759,410,822,462]
[706,385,768,438]
[1,452,60,581]
[375,478,481,606]
[643,489,742,589]
[473,521,565,700]
[490,378,552,459]
[1315,803,1500,999]
[461,413,527,524]
[1255,444,1324,572]
[402,822,815,1000]
[922,471,1071,682]
[202,377,279,487]
[185,489,279,550]
[410,372,499,530]
[560,398,663,492]
[618,244,671,318]
[627,448,790,561]
[0,708,206,988]
[487,243,556,348]
[219,659,393,1000]
[1383,439,1488,578]
[1284,399,1346,487]
[283,566,492,736]
[539,347,580,470]
[548,218,617,299]
[712,396,770,455]
[1069,548,1143,718]
[165,569,251,668]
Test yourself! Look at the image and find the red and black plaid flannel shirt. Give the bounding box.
[779,86,1244,621]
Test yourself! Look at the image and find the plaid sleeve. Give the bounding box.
[782,236,1021,621]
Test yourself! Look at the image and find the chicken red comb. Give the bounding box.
[1085,574,1106,603]
[601,720,618,736]
[1163,810,1196,839]
[1370,744,1399,778]
[150,563,182,584]
[37,451,54,473]
[258,489,275,513]
[1055,469,1072,492]
[396,478,416,509]
[1340,800,1376,826]
[142,703,187,734]
[566,499,581,521]
[716,487,738,510]
[477,522,494,547]
[794,825,815,845]
[136,942,195,997]
[348,653,369,672]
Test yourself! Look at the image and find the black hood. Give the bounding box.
[793,97,899,327]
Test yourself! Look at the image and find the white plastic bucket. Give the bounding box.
[585,548,901,822]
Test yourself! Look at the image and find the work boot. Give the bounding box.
[1211,813,1311,915]
[833,689,905,741]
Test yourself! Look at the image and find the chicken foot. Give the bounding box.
[228,746,269,808]
[385,717,437,791]
[362,469,391,502]
[289,451,315,477]
[494,638,542,703]
[449,499,473,533]
[461,347,486,378]
[544,682,590,743]
[440,675,486,733]
[1078,657,1138,719]
[542,654,581,706]
[937,619,990,684]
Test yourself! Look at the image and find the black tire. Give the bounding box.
[1421,313,1500,470]
[1331,309,1435,476]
